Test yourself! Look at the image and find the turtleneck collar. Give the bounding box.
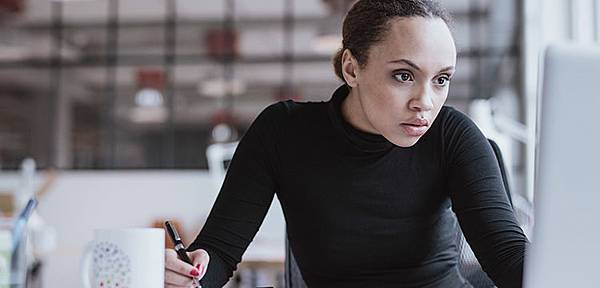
[327,85,394,153]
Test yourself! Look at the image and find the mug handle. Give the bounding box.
[80,241,95,288]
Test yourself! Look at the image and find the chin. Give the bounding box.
[388,135,421,148]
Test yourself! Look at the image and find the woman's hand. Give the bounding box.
[165,248,210,288]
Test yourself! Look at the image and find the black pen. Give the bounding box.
[164,221,201,287]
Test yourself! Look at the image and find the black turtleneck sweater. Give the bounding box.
[189,85,528,288]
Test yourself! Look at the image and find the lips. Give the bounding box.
[400,118,429,137]
[402,118,429,126]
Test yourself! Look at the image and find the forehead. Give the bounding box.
[369,17,457,69]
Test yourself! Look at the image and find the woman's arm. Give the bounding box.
[444,108,529,288]
[187,102,286,287]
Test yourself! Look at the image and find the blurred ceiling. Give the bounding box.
[0,0,508,124]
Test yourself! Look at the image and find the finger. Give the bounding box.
[165,269,194,286]
[189,249,210,279]
[165,249,200,278]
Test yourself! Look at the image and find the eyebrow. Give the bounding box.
[389,59,455,73]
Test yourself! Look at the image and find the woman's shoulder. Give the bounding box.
[438,105,469,122]
[436,105,480,135]
[435,105,490,159]
[255,99,329,129]
[250,100,329,138]
[259,99,327,118]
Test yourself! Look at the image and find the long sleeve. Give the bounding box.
[444,108,529,288]
[187,103,285,288]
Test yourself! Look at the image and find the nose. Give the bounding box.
[408,85,434,112]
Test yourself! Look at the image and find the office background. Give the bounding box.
[0,0,599,287]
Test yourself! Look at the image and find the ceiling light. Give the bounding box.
[211,123,234,143]
[134,88,164,108]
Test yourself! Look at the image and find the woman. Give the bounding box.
[165,0,528,287]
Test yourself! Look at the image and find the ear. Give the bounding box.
[341,49,360,87]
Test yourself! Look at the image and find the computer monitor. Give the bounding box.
[524,44,600,287]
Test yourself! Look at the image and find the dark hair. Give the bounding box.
[333,0,451,83]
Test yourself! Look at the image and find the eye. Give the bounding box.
[435,75,451,86]
[393,71,414,82]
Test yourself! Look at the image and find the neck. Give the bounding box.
[341,87,380,134]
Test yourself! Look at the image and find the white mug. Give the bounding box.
[81,228,165,288]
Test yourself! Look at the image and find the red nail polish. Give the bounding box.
[190,268,200,277]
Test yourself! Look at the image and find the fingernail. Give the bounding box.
[190,268,200,277]
[197,263,203,274]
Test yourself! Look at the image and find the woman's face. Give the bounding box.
[345,16,457,147]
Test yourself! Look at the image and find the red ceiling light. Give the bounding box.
[205,29,240,59]
[136,68,165,91]
[210,109,237,126]
[209,110,239,143]
[134,68,165,108]
[0,0,25,14]
[131,68,167,123]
